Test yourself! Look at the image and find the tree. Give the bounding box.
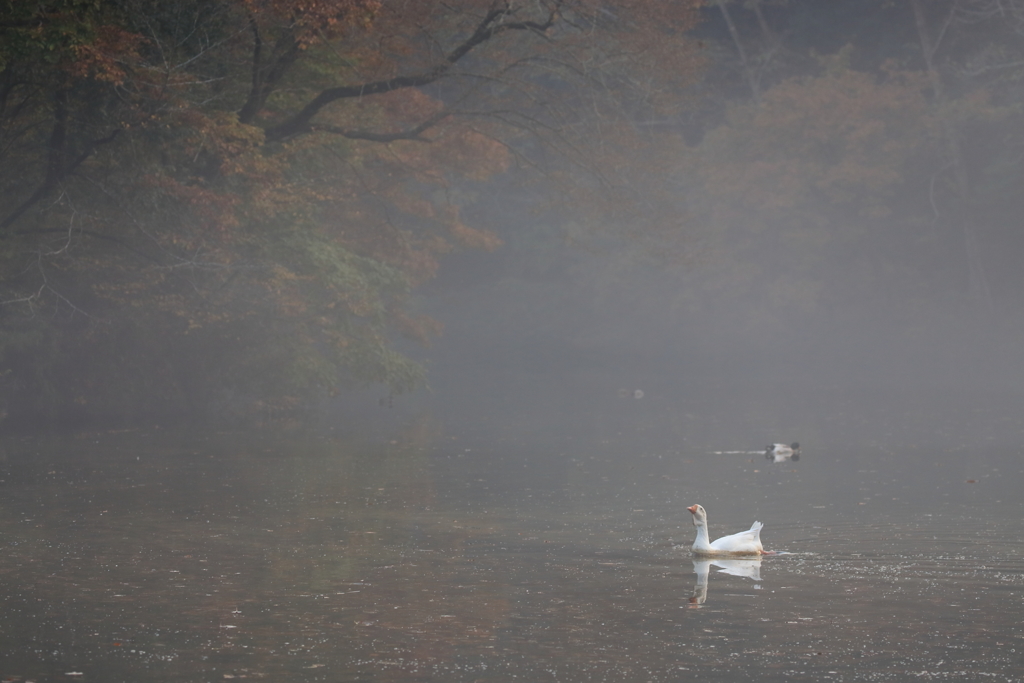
[676,55,944,333]
[908,0,995,314]
[0,0,702,425]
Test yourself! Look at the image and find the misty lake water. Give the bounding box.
[1,422,1022,683]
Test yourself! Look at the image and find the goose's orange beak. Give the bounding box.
[687,505,698,514]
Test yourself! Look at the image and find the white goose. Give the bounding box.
[687,504,765,556]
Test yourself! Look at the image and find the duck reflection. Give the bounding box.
[766,451,799,463]
[689,558,762,606]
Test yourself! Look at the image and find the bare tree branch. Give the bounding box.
[0,126,120,233]
[315,108,453,142]
[238,15,302,125]
[263,5,558,142]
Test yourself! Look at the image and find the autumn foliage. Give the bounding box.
[0,0,702,424]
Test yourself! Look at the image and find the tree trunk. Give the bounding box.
[714,0,760,102]
[909,0,994,315]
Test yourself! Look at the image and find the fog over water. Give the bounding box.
[395,230,1024,454]
[369,0,1024,456]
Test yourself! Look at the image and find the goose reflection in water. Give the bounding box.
[689,558,762,606]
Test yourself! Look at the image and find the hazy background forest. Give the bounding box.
[2,0,1024,445]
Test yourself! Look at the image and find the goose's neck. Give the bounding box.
[692,522,711,551]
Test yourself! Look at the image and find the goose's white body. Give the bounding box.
[687,504,764,556]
